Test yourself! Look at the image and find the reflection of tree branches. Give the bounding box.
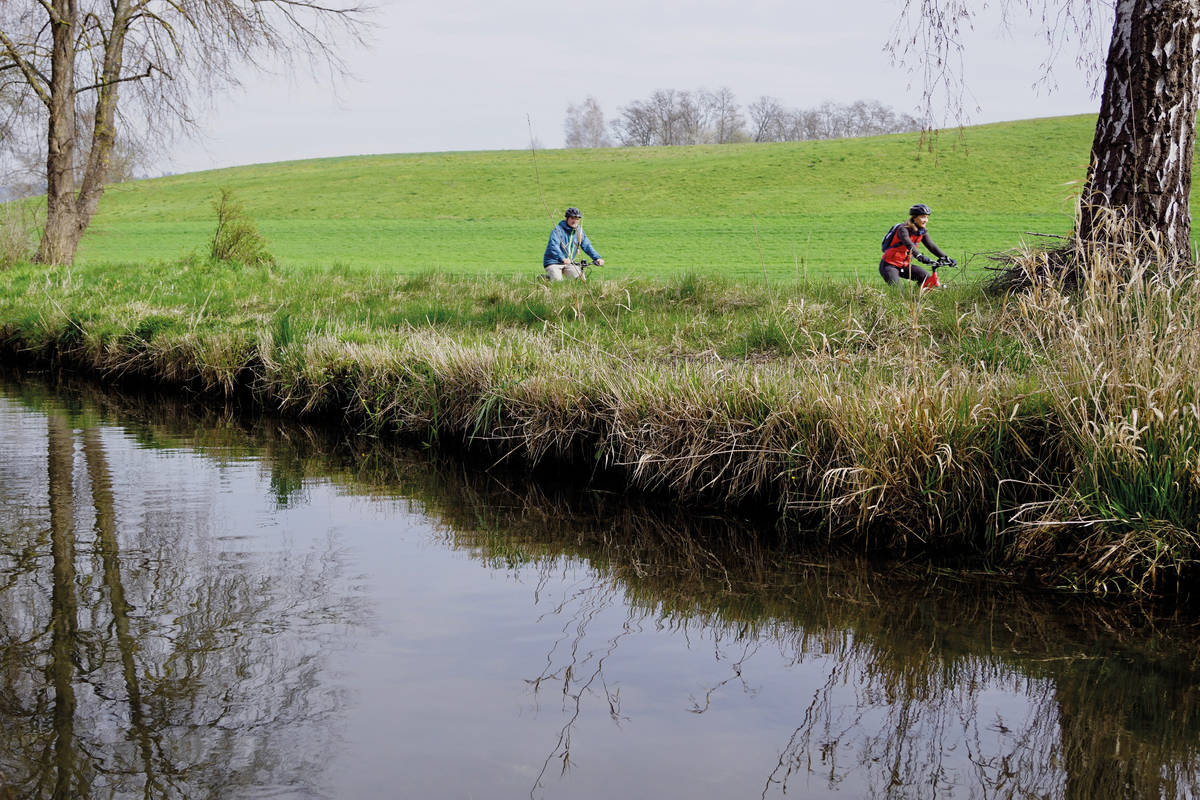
[57,375,1200,798]
[527,570,634,800]
[7,371,1200,798]
[0,404,364,799]
[758,631,1200,799]
[762,656,859,798]
[962,678,1060,799]
[689,638,760,714]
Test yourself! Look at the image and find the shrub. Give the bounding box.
[210,188,273,265]
[0,201,40,269]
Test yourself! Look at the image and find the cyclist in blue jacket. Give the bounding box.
[544,207,604,281]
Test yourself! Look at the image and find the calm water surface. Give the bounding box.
[1,374,1199,799]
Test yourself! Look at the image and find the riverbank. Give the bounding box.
[1,254,1197,596]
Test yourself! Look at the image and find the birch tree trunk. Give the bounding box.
[1079,0,1200,267]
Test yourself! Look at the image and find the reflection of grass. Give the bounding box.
[70,116,1100,278]
[405,438,1200,800]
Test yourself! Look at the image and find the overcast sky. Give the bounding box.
[161,0,1111,175]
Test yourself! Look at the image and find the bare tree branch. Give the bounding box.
[73,61,156,93]
[0,28,51,107]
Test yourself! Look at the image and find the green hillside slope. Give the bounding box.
[80,115,1101,280]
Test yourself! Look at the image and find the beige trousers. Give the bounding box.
[544,263,583,281]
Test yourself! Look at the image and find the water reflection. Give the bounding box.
[433,482,1200,799]
[0,379,360,800]
[1,371,1199,799]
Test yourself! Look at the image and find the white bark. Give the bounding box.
[1080,0,1199,264]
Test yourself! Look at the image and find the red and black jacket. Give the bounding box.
[882,222,947,267]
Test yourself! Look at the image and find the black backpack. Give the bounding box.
[881,223,902,252]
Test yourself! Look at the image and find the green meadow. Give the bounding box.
[77,115,1096,280]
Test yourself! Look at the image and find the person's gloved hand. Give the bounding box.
[916,254,935,266]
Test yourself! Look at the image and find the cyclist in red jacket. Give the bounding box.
[880,203,955,286]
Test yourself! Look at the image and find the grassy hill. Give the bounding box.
[79,115,1099,281]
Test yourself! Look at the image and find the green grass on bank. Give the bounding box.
[0,256,1014,365]
[73,115,1099,280]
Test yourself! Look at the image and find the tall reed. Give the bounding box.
[999,212,1200,593]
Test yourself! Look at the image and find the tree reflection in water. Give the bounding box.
[0,398,362,799]
[1,372,1199,800]
[526,585,632,793]
[434,477,1200,800]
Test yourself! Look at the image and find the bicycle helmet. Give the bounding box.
[909,203,932,217]
[564,207,582,218]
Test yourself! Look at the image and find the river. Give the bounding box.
[1,370,1198,799]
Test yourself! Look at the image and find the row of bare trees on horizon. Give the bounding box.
[565,89,922,148]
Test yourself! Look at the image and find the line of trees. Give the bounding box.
[747,97,922,143]
[564,89,922,148]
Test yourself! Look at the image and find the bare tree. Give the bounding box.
[611,98,657,146]
[0,0,370,266]
[612,90,672,145]
[609,88,740,146]
[748,95,787,142]
[0,80,40,197]
[704,87,747,144]
[0,106,142,196]
[0,88,14,147]
[674,91,700,144]
[564,96,612,148]
[648,89,687,145]
[814,100,848,139]
[893,0,1198,268]
[859,99,917,136]
[1080,0,1197,264]
[105,137,147,183]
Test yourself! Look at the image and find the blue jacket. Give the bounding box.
[544,220,601,267]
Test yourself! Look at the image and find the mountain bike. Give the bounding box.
[921,256,957,290]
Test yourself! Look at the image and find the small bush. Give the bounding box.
[0,201,40,269]
[210,188,273,265]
